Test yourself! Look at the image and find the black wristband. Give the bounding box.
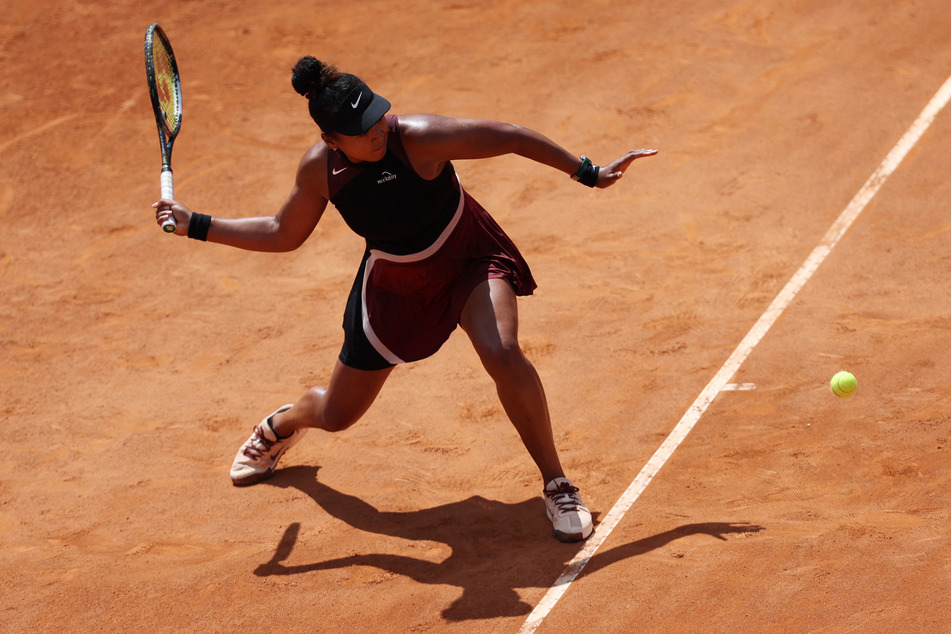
[579,163,600,188]
[187,213,212,241]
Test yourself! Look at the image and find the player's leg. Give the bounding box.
[272,361,393,434]
[459,277,563,483]
[231,361,392,486]
[459,278,592,541]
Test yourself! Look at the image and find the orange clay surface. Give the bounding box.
[3,1,951,632]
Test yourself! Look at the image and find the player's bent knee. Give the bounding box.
[478,339,529,378]
[320,408,362,432]
[319,393,367,432]
[296,387,355,432]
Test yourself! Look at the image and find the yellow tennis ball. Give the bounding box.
[830,371,857,397]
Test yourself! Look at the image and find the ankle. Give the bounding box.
[268,411,294,439]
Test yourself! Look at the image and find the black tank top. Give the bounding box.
[328,115,460,255]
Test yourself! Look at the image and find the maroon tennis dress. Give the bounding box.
[328,115,536,370]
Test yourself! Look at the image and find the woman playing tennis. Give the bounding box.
[154,57,656,542]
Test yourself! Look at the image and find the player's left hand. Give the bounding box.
[597,149,658,188]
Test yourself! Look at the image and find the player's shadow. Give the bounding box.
[257,466,762,621]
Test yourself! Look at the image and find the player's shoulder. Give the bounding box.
[300,140,330,165]
[295,141,330,194]
[297,141,331,176]
[397,113,464,139]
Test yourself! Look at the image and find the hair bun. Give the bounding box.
[291,56,338,99]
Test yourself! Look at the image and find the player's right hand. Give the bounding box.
[153,198,190,236]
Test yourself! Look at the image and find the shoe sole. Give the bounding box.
[552,527,594,542]
[551,528,594,544]
[231,465,278,487]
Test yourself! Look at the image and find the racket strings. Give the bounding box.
[153,43,181,134]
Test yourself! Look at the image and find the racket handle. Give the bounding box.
[160,169,177,233]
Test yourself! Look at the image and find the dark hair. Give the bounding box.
[291,56,363,133]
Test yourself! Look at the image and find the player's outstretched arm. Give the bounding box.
[399,114,656,189]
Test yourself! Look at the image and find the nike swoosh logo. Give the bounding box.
[332,167,348,175]
[351,92,363,109]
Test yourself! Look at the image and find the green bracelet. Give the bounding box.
[570,156,592,181]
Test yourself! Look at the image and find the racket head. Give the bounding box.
[144,23,183,161]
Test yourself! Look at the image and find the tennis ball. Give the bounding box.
[830,371,857,398]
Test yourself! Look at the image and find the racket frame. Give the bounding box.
[144,23,183,232]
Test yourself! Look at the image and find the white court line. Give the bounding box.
[519,73,951,634]
[722,383,757,391]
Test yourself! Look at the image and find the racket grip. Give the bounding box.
[160,169,177,233]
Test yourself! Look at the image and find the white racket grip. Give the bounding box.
[160,169,177,233]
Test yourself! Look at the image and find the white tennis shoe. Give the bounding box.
[544,477,593,542]
[230,405,307,486]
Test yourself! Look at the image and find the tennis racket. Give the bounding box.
[144,23,183,233]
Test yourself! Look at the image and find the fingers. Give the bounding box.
[599,148,658,186]
[618,148,658,169]
[153,199,186,235]
[153,200,173,223]
[631,148,658,158]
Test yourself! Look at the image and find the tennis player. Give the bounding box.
[154,57,656,542]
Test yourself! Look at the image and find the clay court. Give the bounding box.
[3,0,951,631]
